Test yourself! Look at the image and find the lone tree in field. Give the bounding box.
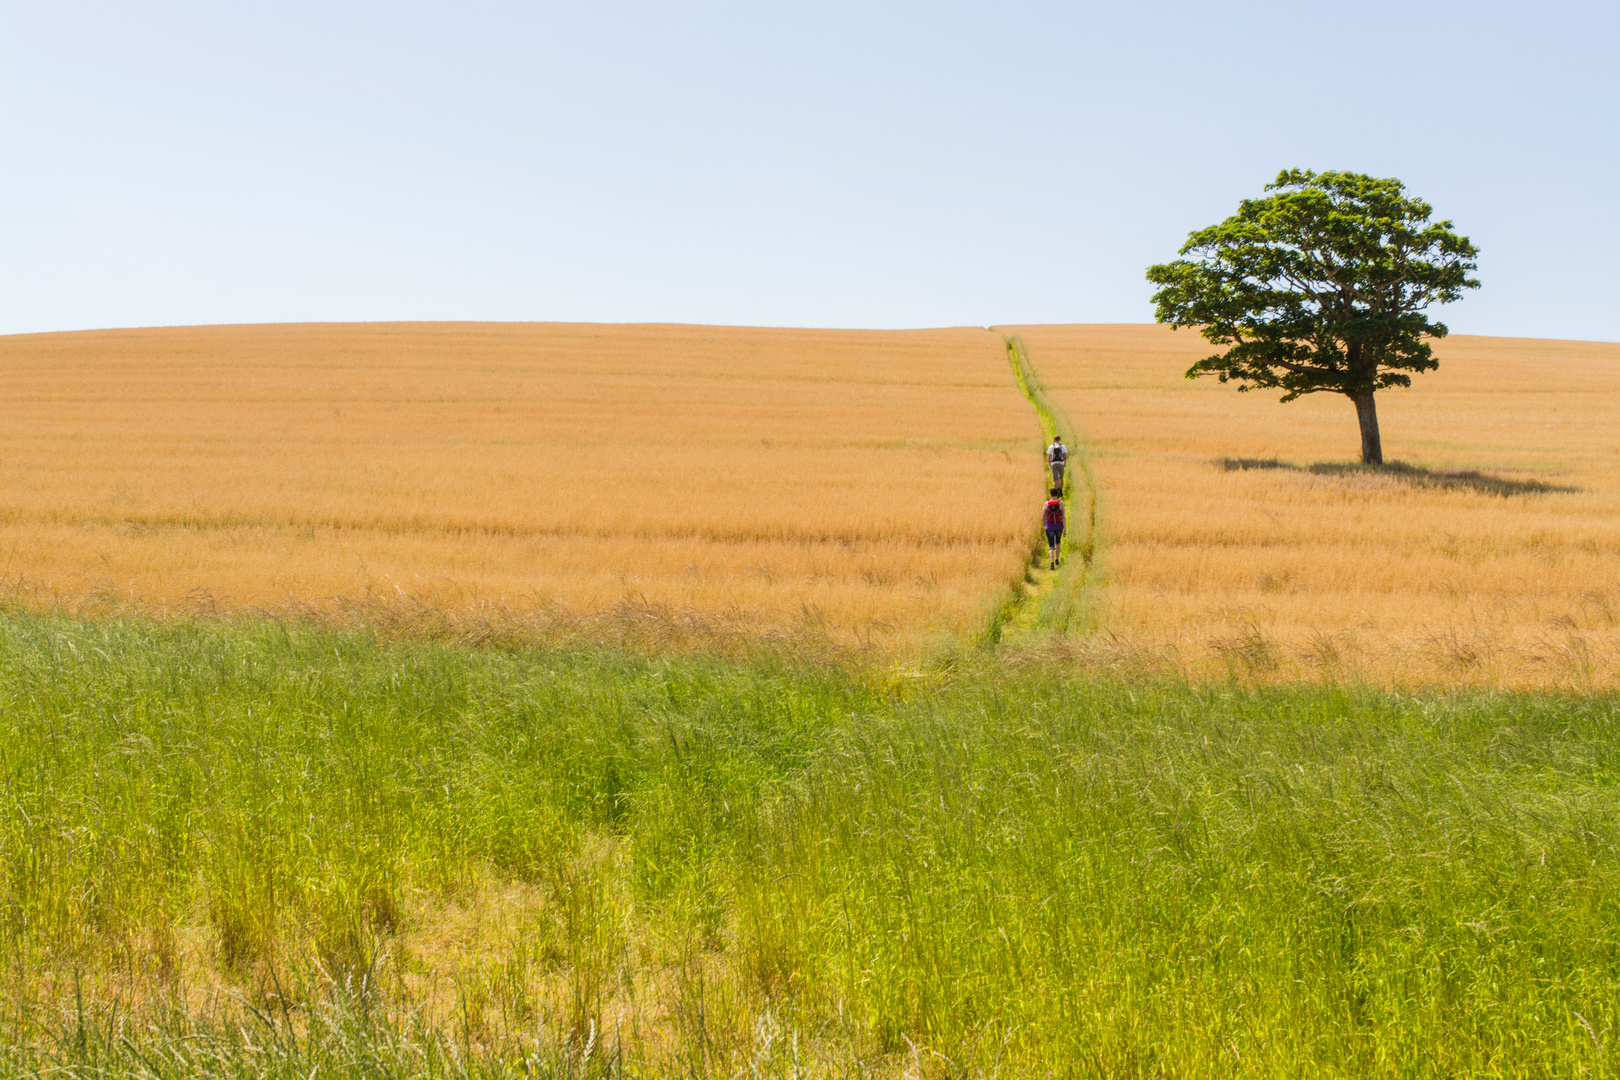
[1146,169,1479,465]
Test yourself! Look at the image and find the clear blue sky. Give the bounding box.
[3,1,1616,339]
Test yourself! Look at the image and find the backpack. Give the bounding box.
[1043,499,1065,529]
[1049,442,1067,463]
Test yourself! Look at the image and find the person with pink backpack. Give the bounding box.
[1042,487,1065,570]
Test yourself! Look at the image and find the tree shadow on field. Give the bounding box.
[1215,458,1579,497]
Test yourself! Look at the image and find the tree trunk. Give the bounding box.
[1351,389,1383,465]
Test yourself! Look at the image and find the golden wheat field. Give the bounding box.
[4,320,1616,683]
[1006,324,1620,687]
[0,323,1036,645]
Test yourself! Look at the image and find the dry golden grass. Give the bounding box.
[1003,324,1620,687]
[0,322,1037,646]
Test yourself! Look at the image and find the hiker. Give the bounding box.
[1042,486,1065,570]
[1047,436,1067,489]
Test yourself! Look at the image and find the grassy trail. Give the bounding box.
[993,335,1099,640]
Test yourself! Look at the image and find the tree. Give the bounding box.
[1145,169,1479,465]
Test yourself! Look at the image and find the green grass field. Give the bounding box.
[2,612,1617,1077]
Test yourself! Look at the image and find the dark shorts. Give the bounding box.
[1045,526,1063,547]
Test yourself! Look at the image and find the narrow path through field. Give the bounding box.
[988,335,1099,641]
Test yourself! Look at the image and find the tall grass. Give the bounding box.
[2,612,1618,1076]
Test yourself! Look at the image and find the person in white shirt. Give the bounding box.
[1046,436,1067,490]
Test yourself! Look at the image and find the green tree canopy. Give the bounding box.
[1146,169,1480,464]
